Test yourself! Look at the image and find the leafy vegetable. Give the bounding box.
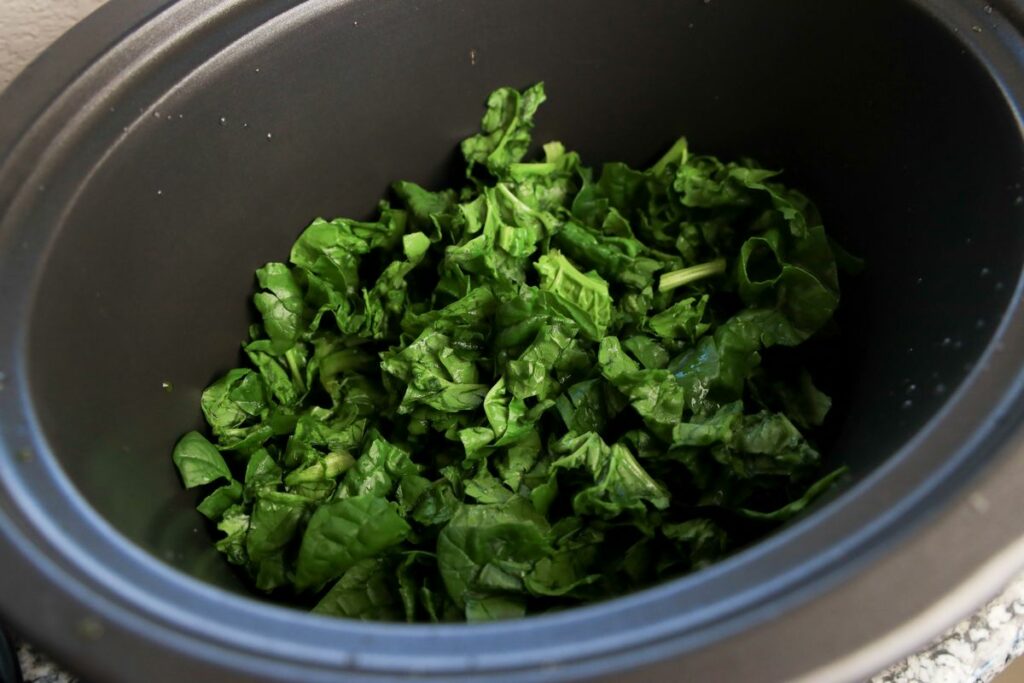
[172,432,232,488]
[173,83,853,622]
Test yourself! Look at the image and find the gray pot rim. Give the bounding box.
[1,1,1023,681]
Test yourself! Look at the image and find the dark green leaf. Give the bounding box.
[173,431,232,488]
[313,558,401,620]
[197,480,243,520]
[174,83,854,623]
[738,466,848,521]
[546,432,669,519]
[246,491,309,563]
[295,495,411,591]
[437,497,550,612]
[337,434,421,502]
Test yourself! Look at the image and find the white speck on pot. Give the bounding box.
[980,267,991,276]
[935,383,947,395]
[220,116,227,126]
[901,399,913,410]
[985,4,994,13]
[969,492,991,514]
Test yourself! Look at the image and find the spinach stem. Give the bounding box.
[659,258,727,292]
[286,351,305,393]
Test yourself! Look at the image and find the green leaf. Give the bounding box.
[553,221,662,290]
[172,431,232,488]
[200,369,267,442]
[661,518,729,569]
[647,295,710,341]
[555,379,610,434]
[599,337,685,433]
[738,467,848,521]
[392,180,456,235]
[290,208,407,292]
[546,432,669,519]
[253,263,305,353]
[313,558,401,620]
[535,250,613,341]
[214,505,250,566]
[461,83,547,178]
[172,83,856,623]
[196,480,243,520]
[246,491,309,563]
[736,226,838,339]
[244,340,305,406]
[772,368,833,429]
[465,595,527,622]
[244,448,283,499]
[295,495,412,591]
[337,434,421,502]
[437,497,550,611]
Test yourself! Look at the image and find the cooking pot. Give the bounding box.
[2,1,1024,681]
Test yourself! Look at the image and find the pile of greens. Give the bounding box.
[173,83,850,622]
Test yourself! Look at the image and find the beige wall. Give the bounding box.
[0,0,107,92]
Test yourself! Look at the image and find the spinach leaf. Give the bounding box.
[196,480,243,520]
[535,251,613,341]
[461,83,547,178]
[313,558,401,620]
[436,497,550,613]
[253,262,305,353]
[173,432,232,488]
[173,83,854,622]
[295,495,411,591]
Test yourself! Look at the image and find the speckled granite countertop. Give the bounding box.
[3,2,1024,683]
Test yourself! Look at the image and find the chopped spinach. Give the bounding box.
[173,83,851,622]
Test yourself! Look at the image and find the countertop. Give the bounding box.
[2,2,1024,682]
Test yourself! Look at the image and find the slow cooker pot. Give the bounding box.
[2,0,1024,681]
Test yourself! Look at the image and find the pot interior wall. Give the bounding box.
[24,0,1024,594]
